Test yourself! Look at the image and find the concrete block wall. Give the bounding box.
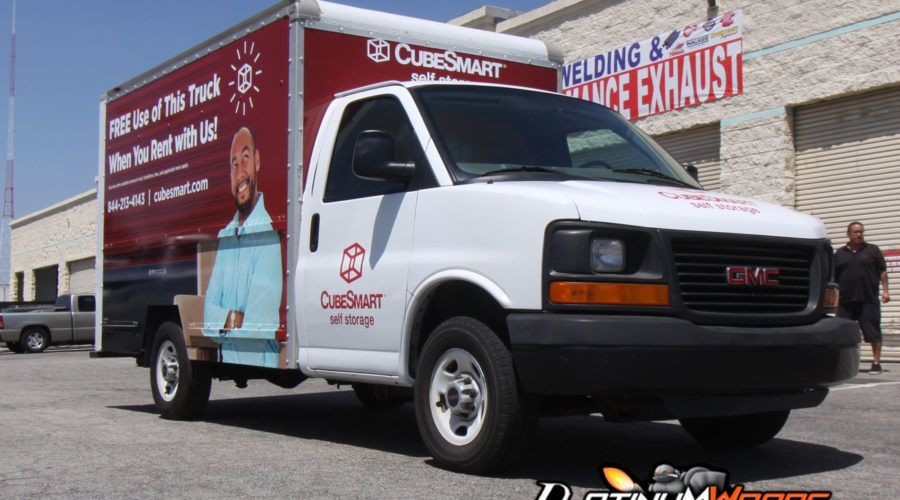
[10,189,97,301]
[489,0,900,205]
[718,112,796,206]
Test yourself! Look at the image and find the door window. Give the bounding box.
[324,96,433,202]
[78,295,96,312]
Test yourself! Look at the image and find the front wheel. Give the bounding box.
[414,316,529,473]
[679,410,790,447]
[21,328,49,353]
[150,322,211,420]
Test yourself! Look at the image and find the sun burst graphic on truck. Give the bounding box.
[228,40,263,115]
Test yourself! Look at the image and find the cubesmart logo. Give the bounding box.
[228,38,264,115]
[340,243,366,284]
[367,38,390,63]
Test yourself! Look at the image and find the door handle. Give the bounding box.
[309,213,320,252]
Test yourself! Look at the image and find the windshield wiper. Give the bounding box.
[611,168,693,186]
[478,166,582,177]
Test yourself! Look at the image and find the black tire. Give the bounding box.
[21,328,50,353]
[414,316,530,473]
[352,383,407,410]
[150,322,211,420]
[679,410,790,447]
[6,341,25,353]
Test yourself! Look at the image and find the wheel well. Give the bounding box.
[20,325,51,342]
[408,281,508,377]
[140,305,181,367]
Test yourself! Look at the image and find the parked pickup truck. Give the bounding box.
[1,294,96,353]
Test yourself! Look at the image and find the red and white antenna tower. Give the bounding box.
[0,0,16,300]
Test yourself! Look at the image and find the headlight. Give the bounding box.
[590,237,625,273]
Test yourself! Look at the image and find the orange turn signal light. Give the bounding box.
[549,282,670,306]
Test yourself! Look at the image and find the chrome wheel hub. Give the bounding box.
[155,340,180,402]
[428,348,487,446]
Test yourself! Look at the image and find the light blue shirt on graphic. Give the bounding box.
[202,193,283,368]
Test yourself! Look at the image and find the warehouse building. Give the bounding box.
[9,188,97,302]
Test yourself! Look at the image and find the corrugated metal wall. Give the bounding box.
[68,258,96,295]
[654,124,722,192]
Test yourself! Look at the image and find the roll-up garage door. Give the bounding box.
[34,265,59,302]
[795,85,900,335]
[68,257,96,295]
[653,124,721,192]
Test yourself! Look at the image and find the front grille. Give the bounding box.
[672,237,814,314]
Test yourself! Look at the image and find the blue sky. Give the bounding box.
[0,0,549,218]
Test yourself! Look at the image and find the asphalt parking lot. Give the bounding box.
[0,345,897,499]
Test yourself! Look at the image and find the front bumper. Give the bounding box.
[507,314,859,415]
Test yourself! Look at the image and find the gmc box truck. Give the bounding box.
[96,0,859,473]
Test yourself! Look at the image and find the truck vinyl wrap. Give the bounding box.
[97,1,558,367]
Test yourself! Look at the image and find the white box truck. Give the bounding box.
[96,0,859,473]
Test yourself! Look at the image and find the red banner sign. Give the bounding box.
[562,10,743,120]
[885,250,900,274]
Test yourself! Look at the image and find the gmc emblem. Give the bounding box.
[726,267,780,286]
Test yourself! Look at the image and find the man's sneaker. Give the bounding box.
[869,363,882,374]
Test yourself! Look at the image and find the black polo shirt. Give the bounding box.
[834,242,886,303]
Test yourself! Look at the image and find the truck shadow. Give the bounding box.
[112,389,862,487]
[517,416,863,488]
[0,345,93,356]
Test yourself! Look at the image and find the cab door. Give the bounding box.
[298,90,437,376]
[72,295,96,342]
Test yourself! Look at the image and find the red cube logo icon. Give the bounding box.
[340,243,366,283]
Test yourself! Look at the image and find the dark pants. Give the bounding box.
[837,301,882,343]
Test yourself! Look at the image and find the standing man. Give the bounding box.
[202,126,283,368]
[834,221,890,373]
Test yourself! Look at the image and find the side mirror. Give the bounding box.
[682,163,700,183]
[352,130,416,181]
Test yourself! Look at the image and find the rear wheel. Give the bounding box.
[150,322,211,420]
[21,328,49,353]
[679,410,790,447]
[414,316,530,473]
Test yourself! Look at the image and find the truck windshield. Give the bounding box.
[412,85,700,188]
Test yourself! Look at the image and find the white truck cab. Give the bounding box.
[290,81,857,470]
